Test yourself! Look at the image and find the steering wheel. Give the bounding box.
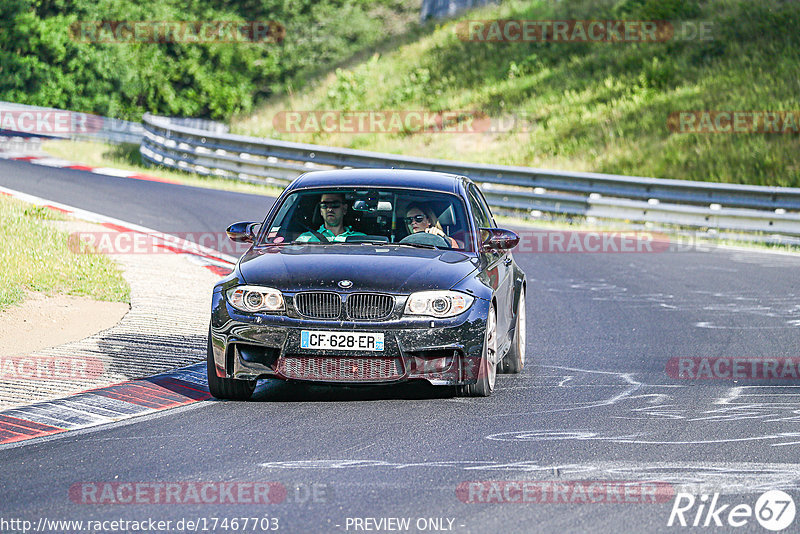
[399,231,450,248]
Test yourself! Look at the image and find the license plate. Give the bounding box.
[300,331,384,351]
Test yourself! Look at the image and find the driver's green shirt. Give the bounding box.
[296,225,365,243]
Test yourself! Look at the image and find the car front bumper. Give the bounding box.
[209,290,490,386]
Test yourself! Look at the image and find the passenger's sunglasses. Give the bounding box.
[404,215,427,224]
[319,202,343,210]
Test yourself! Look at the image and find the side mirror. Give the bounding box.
[226,221,260,243]
[480,228,519,251]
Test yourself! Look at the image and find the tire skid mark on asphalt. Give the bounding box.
[490,368,800,447]
[490,364,644,418]
[479,366,800,448]
[0,363,209,447]
[257,459,800,494]
[486,429,800,446]
[543,276,800,329]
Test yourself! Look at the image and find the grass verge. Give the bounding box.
[41,140,284,198]
[0,196,130,311]
[234,0,800,188]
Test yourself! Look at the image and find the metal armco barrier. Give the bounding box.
[0,102,228,145]
[0,101,144,144]
[141,113,800,237]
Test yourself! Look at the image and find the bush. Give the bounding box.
[0,0,418,120]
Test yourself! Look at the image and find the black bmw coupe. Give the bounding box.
[208,169,526,399]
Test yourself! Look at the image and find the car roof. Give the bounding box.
[287,169,467,194]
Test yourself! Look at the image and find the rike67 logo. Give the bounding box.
[668,490,796,531]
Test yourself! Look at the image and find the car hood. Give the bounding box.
[238,244,477,293]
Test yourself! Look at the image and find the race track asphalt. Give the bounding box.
[2,159,800,533]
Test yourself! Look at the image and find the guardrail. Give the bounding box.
[141,113,800,237]
[0,101,144,144]
[0,102,228,145]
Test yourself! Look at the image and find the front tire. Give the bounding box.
[206,329,256,400]
[459,305,497,397]
[499,287,525,374]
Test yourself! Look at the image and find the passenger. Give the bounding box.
[296,193,366,242]
[404,203,458,248]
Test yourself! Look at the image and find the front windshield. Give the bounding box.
[259,188,473,252]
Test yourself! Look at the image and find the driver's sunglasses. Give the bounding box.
[403,215,426,224]
[319,201,343,210]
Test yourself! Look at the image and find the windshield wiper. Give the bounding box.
[392,242,440,250]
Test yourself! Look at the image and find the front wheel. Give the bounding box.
[458,305,497,397]
[499,287,525,374]
[206,328,256,400]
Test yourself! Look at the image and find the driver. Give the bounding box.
[296,193,366,242]
[404,203,458,248]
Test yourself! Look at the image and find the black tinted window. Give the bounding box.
[260,187,473,251]
[468,185,492,228]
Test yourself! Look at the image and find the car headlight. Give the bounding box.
[226,285,285,313]
[404,291,474,318]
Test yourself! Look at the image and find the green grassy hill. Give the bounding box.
[233,0,800,187]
